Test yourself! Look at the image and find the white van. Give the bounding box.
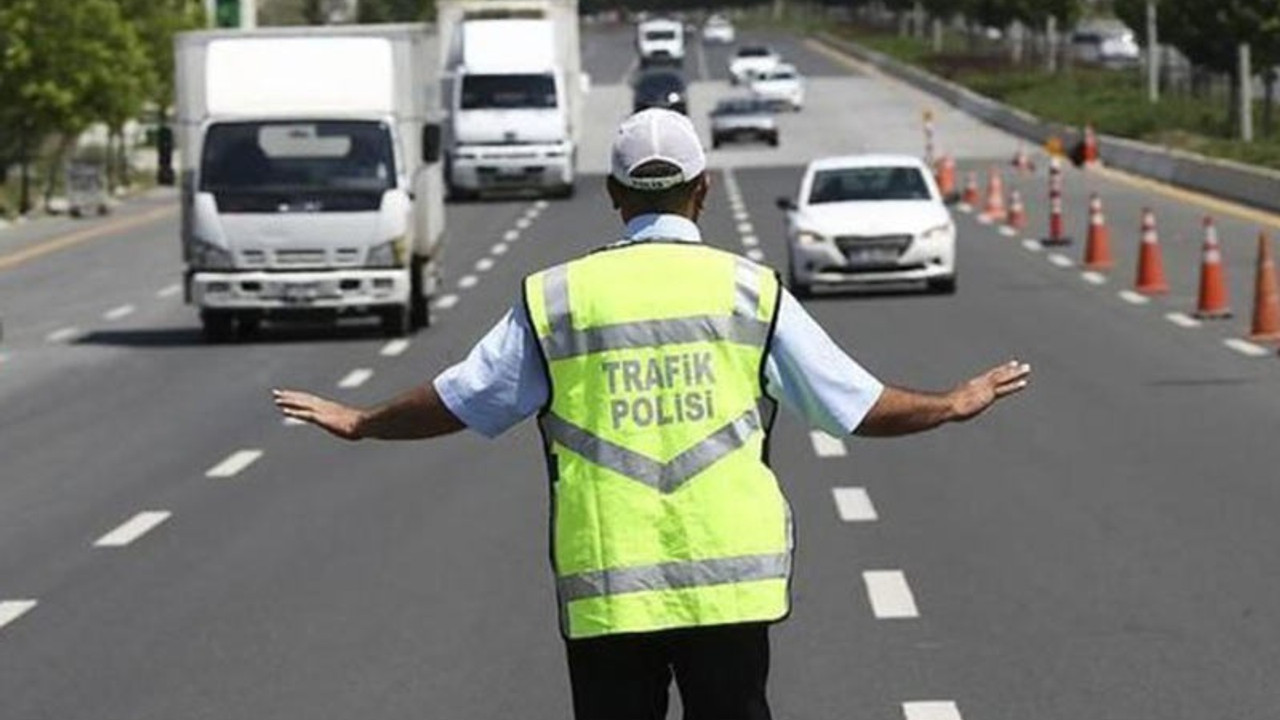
[637,18,684,68]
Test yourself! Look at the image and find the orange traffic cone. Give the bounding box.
[1248,232,1280,342]
[935,155,958,203]
[1083,193,1114,270]
[982,167,1006,222]
[1135,208,1169,295]
[1194,216,1231,319]
[1006,189,1026,230]
[1083,123,1100,166]
[962,171,980,207]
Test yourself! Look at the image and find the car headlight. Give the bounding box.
[921,222,953,242]
[367,237,407,268]
[795,230,826,246]
[190,239,234,270]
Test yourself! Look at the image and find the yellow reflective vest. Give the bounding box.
[523,240,793,639]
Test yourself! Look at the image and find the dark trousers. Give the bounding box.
[564,622,773,720]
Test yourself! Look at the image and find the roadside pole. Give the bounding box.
[1240,43,1254,142]
[1146,0,1159,103]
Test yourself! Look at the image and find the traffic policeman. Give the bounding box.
[274,109,1031,720]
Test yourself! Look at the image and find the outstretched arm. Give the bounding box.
[272,384,465,441]
[855,361,1031,437]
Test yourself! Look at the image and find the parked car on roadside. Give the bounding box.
[710,98,778,148]
[777,154,955,296]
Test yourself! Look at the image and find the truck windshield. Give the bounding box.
[200,121,395,193]
[644,30,677,41]
[460,74,557,110]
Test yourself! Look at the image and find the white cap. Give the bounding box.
[610,108,707,191]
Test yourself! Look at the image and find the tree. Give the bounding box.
[357,0,435,23]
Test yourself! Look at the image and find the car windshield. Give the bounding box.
[201,120,395,193]
[644,29,677,41]
[460,74,557,110]
[738,47,771,58]
[808,167,931,203]
[714,99,767,115]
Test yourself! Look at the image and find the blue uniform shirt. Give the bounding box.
[434,214,885,438]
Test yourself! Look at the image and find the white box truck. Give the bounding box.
[637,17,685,68]
[437,0,584,199]
[174,24,446,341]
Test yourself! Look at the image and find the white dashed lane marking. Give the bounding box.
[535,200,549,210]
[733,210,749,222]
[93,511,171,548]
[1081,271,1106,285]
[1047,253,1073,268]
[903,700,964,720]
[736,222,754,235]
[476,258,495,272]
[809,431,848,457]
[45,326,80,343]
[1165,312,1201,329]
[503,229,520,242]
[1118,290,1150,305]
[516,217,532,230]
[435,293,460,309]
[156,283,182,299]
[380,339,411,357]
[999,226,1017,237]
[1223,338,1271,357]
[206,449,264,479]
[103,304,135,321]
[0,600,37,635]
[338,368,373,389]
[746,249,765,262]
[955,202,972,213]
[863,570,920,619]
[283,416,306,426]
[1021,239,1043,252]
[741,235,759,247]
[491,243,508,256]
[832,487,878,522]
[458,275,479,289]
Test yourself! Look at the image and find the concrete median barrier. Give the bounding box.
[814,32,1280,215]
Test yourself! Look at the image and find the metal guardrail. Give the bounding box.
[815,31,1280,216]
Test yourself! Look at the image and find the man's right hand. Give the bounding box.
[272,389,366,441]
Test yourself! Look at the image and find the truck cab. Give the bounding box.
[637,18,684,68]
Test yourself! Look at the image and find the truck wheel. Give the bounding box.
[381,306,411,337]
[200,310,235,343]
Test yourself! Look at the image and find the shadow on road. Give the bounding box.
[75,322,390,348]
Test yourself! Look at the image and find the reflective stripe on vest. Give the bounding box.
[525,242,791,639]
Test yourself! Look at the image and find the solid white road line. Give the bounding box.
[491,243,508,256]
[903,700,963,720]
[103,304,135,321]
[0,600,37,634]
[863,570,920,619]
[809,431,848,457]
[1223,338,1271,357]
[1165,312,1202,329]
[380,339,411,357]
[741,235,759,247]
[832,487,878,522]
[1047,253,1073,268]
[45,326,80,343]
[156,283,182,299]
[1021,239,1043,252]
[503,229,520,242]
[746,249,765,262]
[1081,271,1107,285]
[206,449,264,479]
[1118,290,1150,305]
[435,293,460,309]
[338,368,373,389]
[93,511,171,548]
[458,274,479,289]
[476,258,495,272]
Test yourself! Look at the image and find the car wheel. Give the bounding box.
[767,135,779,147]
[237,312,262,338]
[410,259,431,330]
[787,264,812,299]
[380,306,411,338]
[929,276,957,295]
[712,137,722,149]
[200,310,235,343]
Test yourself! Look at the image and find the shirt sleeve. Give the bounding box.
[432,305,549,438]
[763,290,885,436]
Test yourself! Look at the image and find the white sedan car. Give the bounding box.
[701,15,735,44]
[728,45,780,85]
[777,155,956,296]
[749,63,804,111]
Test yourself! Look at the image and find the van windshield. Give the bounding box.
[808,167,932,204]
[200,120,395,194]
[645,30,677,41]
[461,74,558,110]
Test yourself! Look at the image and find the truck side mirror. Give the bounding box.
[157,126,175,186]
[775,197,795,211]
[422,123,442,164]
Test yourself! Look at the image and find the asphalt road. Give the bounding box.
[2,25,1280,720]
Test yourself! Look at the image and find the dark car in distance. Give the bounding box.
[632,70,688,115]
